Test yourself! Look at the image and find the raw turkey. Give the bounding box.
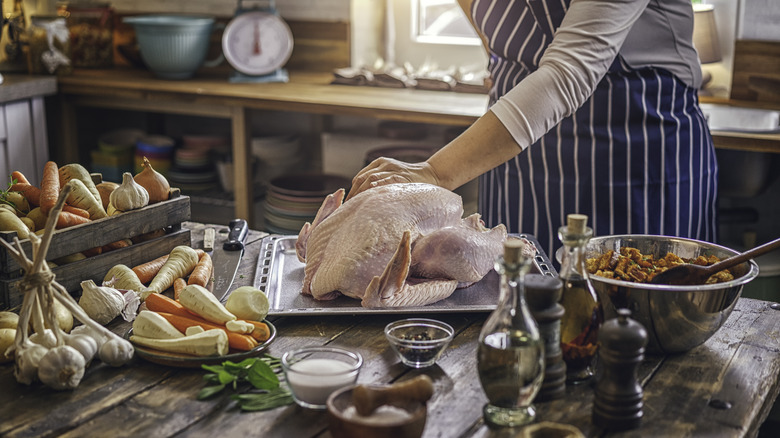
[295,183,508,308]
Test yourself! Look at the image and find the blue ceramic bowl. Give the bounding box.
[124,15,214,79]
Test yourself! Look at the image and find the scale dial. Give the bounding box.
[222,10,294,76]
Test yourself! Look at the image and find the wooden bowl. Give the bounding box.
[327,386,427,438]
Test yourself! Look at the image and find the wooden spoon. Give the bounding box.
[650,237,780,285]
[351,375,434,417]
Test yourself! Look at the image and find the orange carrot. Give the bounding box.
[132,254,170,284]
[63,204,90,218]
[39,161,59,214]
[55,211,90,229]
[83,247,102,257]
[157,312,259,351]
[187,252,212,287]
[11,170,29,185]
[102,239,132,252]
[173,278,187,300]
[10,183,40,206]
[244,320,271,342]
[144,292,192,317]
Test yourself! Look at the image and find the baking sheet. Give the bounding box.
[254,234,557,316]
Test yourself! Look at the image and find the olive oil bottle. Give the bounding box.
[477,239,545,427]
[558,214,603,384]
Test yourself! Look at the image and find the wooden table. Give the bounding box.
[2,223,779,437]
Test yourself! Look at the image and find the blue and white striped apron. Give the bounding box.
[472,0,719,259]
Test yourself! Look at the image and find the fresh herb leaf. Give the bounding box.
[197,384,227,400]
[246,359,278,390]
[199,354,293,411]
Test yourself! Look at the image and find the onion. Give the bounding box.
[134,156,170,204]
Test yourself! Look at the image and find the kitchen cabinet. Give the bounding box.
[0,75,57,186]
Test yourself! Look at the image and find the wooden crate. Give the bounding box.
[0,189,192,310]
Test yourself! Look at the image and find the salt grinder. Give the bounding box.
[592,308,648,431]
[525,273,566,401]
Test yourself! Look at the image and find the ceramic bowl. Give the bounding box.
[384,318,454,368]
[327,385,427,438]
[123,15,215,79]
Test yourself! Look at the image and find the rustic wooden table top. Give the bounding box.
[2,223,779,438]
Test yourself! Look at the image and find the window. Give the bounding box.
[415,0,482,45]
[389,0,487,70]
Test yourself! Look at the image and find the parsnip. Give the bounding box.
[58,163,102,207]
[144,246,199,298]
[0,209,30,239]
[133,310,184,339]
[178,284,237,325]
[64,179,107,219]
[104,264,147,293]
[130,329,228,357]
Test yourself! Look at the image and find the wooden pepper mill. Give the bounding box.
[525,273,566,401]
[592,308,648,431]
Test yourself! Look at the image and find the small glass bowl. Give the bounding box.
[282,346,363,410]
[384,318,454,368]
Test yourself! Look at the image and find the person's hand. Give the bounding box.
[347,157,440,200]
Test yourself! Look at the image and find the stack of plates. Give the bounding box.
[167,145,218,193]
[135,135,175,177]
[264,173,351,234]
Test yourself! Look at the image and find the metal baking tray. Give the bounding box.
[254,234,557,316]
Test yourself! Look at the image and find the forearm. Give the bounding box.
[427,110,521,191]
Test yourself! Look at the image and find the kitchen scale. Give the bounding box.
[222,0,294,83]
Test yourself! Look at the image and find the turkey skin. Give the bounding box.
[295,183,507,307]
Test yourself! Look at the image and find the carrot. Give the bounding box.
[39,161,60,214]
[11,170,29,185]
[244,319,271,342]
[62,204,90,218]
[144,292,193,318]
[133,254,170,284]
[102,239,132,252]
[173,278,187,300]
[83,247,102,257]
[55,210,90,229]
[10,183,40,206]
[157,311,259,351]
[187,252,212,287]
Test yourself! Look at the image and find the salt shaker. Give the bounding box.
[525,273,566,401]
[592,308,648,431]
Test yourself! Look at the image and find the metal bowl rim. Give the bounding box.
[584,234,759,291]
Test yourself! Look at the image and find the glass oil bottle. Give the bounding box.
[558,213,603,384]
[477,239,545,427]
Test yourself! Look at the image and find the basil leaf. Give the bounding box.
[246,359,279,390]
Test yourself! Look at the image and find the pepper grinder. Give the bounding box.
[592,308,648,431]
[525,273,566,402]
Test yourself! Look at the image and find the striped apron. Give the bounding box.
[471,0,719,259]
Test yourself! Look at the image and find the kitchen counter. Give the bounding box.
[1,222,779,438]
[0,74,56,104]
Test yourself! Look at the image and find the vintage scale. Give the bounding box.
[222,0,294,83]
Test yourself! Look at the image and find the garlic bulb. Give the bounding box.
[64,333,98,365]
[79,280,124,325]
[134,157,170,204]
[109,172,149,212]
[37,345,86,390]
[98,338,134,367]
[14,342,48,385]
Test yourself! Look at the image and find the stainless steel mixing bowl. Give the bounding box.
[584,235,759,354]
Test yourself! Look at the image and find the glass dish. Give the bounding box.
[282,346,363,410]
[385,318,454,368]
